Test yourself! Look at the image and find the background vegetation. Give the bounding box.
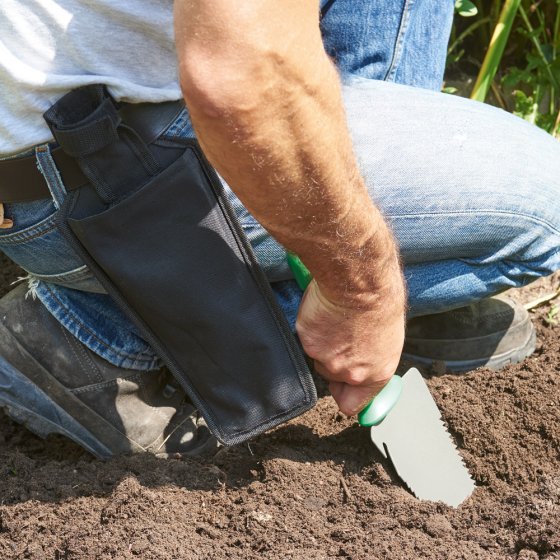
[447,0,560,138]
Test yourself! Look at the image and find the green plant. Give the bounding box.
[448,0,560,138]
[470,0,523,102]
[455,0,479,18]
[545,304,558,325]
[501,1,560,136]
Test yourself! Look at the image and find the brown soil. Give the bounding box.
[0,254,558,560]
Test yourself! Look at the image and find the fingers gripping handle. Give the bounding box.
[286,252,402,426]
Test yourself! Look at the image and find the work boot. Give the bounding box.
[403,295,536,372]
[0,284,216,458]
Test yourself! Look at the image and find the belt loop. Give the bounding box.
[35,145,68,209]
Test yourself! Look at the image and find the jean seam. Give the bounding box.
[389,209,560,237]
[27,264,92,282]
[241,219,260,227]
[42,283,157,365]
[384,0,415,82]
[0,215,57,244]
[459,245,560,267]
[35,145,68,209]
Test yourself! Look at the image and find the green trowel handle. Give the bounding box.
[286,252,313,290]
[286,252,402,427]
[357,376,403,426]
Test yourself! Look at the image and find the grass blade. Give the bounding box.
[471,0,522,102]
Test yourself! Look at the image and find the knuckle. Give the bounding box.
[344,370,368,386]
[323,356,346,376]
[316,356,369,385]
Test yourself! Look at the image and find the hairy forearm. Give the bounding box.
[174,1,404,307]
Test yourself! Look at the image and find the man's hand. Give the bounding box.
[297,276,405,416]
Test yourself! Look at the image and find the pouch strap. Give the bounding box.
[51,113,120,158]
[44,85,118,137]
[44,85,164,204]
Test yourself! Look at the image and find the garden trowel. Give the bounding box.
[359,368,475,507]
[287,253,475,507]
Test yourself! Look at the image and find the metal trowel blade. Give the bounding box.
[370,368,475,507]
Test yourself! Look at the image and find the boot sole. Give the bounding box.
[402,322,537,373]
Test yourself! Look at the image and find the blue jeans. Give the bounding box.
[2,0,559,371]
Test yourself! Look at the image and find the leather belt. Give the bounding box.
[0,99,185,203]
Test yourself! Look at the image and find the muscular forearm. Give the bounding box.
[174,0,404,308]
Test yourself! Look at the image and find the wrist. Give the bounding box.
[308,217,406,311]
[318,258,406,314]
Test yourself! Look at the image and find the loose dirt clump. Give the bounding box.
[0,254,558,559]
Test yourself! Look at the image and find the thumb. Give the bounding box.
[329,382,378,417]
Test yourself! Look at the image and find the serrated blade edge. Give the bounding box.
[370,368,475,507]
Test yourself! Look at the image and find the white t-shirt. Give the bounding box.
[0,0,181,156]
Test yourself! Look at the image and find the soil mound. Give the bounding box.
[0,255,557,559]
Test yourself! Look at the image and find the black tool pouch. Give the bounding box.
[44,85,316,445]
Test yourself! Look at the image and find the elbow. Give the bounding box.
[178,49,274,120]
[174,3,328,121]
